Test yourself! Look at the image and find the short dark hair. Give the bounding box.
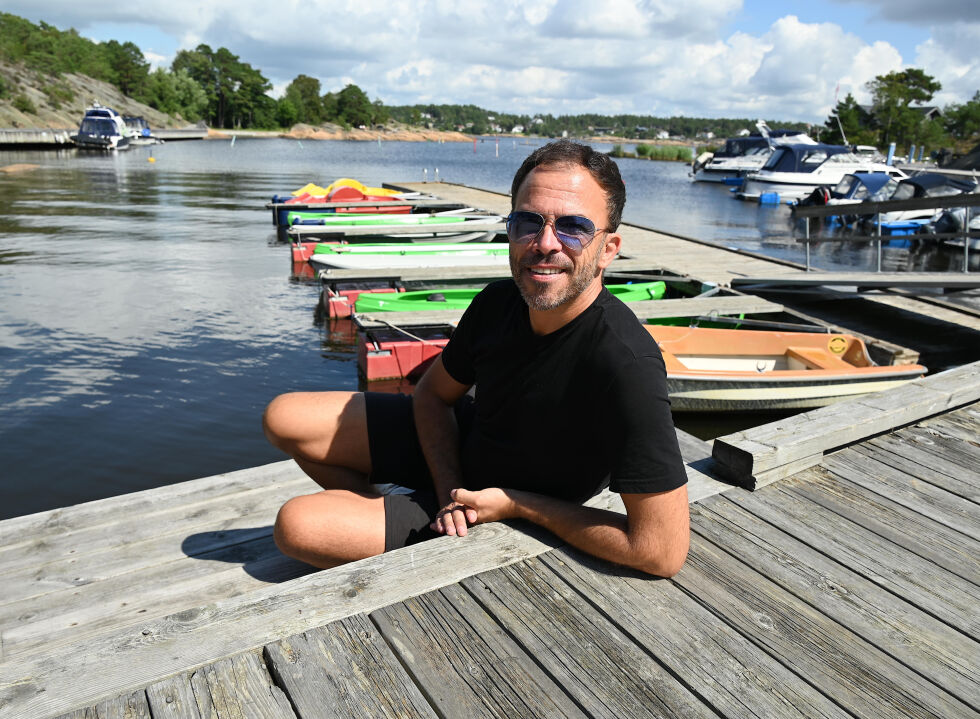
[510,139,626,231]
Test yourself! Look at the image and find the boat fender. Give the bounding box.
[427,293,448,302]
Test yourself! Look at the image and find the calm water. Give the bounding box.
[0,138,970,519]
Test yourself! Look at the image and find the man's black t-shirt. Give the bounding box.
[440,280,687,502]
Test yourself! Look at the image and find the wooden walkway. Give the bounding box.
[1,364,977,717]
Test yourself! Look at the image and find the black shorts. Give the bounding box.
[365,391,474,551]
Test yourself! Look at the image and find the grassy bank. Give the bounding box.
[609,143,695,162]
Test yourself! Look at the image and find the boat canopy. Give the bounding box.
[890,173,978,200]
[760,144,854,174]
[832,172,898,200]
[79,117,121,137]
[715,136,770,158]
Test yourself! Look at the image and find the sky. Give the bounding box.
[6,0,979,123]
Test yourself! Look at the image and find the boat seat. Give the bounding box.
[786,346,855,371]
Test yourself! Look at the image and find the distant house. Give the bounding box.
[593,126,615,135]
[737,128,751,136]
[912,106,943,121]
[635,126,648,133]
[511,125,525,134]
[655,130,669,140]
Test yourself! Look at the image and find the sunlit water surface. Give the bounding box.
[0,138,969,518]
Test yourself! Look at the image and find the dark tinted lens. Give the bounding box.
[554,215,596,241]
[507,211,544,242]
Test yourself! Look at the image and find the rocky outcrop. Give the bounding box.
[281,123,473,143]
[0,59,181,130]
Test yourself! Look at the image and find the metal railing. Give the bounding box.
[791,192,980,272]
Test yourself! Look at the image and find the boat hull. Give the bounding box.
[648,324,926,411]
[665,374,921,412]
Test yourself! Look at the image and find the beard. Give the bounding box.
[510,247,603,311]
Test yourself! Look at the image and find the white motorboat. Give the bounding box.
[738,143,906,202]
[692,122,816,184]
[123,116,163,146]
[71,103,131,151]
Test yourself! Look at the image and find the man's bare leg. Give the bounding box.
[263,391,372,490]
[263,391,386,566]
[273,490,385,569]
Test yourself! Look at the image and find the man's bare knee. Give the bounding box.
[272,495,307,559]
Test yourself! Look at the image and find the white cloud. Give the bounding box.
[5,0,977,122]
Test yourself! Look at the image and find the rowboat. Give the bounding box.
[647,325,926,411]
[289,212,505,245]
[354,281,667,312]
[308,242,510,270]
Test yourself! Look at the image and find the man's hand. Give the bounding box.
[430,488,518,537]
[430,498,478,536]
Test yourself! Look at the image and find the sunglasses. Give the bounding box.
[505,211,608,251]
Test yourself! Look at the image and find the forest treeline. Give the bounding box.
[1,12,977,155]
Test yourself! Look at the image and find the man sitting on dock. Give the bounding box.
[263,140,690,577]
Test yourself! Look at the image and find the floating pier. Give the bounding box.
[0,128,73,147]
[0,363,976,717]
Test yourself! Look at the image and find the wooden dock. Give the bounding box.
[1,362,977,718]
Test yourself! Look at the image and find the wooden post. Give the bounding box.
[964,206,972,274]
[876,212,882,272]
[804,217,811,271]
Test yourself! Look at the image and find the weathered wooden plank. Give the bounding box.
[856,436,979,499]
[54,691,151,719]
[711,364,980,489]
[731,272,980,289]
[787,467,980,584]
[890,419,980,467]
[354,294,783,328]
[822,450,980,540]
[144,675,202,718]
[0,479,316,605]
[537,549,852,719]
[919,404,980,447]
[0,460,309,548]
[264,615,437,719]
[1,537,312,660]
[725,478,980,638]
[462,560,714,718]
[187,650,295,718]
[694,494,980,706]
[675,532,977,719]
[372,583,588,718]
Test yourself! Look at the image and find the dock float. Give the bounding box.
[1,362,977,717]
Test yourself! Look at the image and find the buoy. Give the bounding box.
[148,157,156,163]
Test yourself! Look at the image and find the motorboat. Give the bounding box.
[692,122,816,184]
[646,325,926,411]
[875,173,978,223]
[71,104,131,151]
[307,242,510,270]
[738,143,906,202]
[122,116,162,145]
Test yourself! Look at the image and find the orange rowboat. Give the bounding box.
[646,325,926,411]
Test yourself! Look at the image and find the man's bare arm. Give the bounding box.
[413,356,476,536]
[450,485,690,577]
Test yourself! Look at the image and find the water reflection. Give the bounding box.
[0,138,973,519]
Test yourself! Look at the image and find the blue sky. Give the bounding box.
[6,1,978,123]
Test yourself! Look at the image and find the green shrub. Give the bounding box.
[610,144,625,157]
[42,81,73,108]
[635,143,651,157]
[12,93,36,113]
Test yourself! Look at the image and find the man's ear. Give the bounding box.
[598,231,622,269]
